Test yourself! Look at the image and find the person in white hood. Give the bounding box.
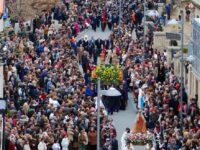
[61,133,70,150]
[121,128,131,150]
[52,140,61,150]
[38,138,47,150]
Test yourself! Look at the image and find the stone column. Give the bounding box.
[188,65,192,98]
[166,49,172,64]
[157,3,164,15]
[184,64,186,86]
[167,46,181,65]
[198,80,200,108]
[193,74,196,97]
[153,32,166,51]
[174,58,178,75]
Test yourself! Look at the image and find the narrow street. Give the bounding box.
[78,27,145,149]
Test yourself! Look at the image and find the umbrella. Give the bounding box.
[101,90,107,95]
[186,55,195,62]
[146,10,160,17]
[167,19,179,25]
[84,35,89,41]
[102,87,121,96]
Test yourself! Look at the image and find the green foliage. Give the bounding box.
[92,64,123,85]
[183,47,188,54]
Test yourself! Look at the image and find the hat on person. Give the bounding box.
[126,128,130,132]
[9,134,16,143]
[39,39,45,43]
[84,35,88,41]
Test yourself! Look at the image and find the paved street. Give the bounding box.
[112,93,145,150]
[77,26,112,40]
[78,27,144,149]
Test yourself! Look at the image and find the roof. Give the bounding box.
[192,0,200,8]
[192,18,200,27]
[194,18,200,23]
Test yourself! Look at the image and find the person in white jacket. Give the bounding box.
[23,140,31,150]
[38,138,47,150]
[121,128,131,150]
[52,140,61,150]
[61,134,70,150]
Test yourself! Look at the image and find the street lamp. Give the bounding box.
[142,0,147,77]
[96,78,101,150]
[118,0,122,34]
[0,36,6,150]
[0,43,6,99]
[180,55,195,93]
[168,11,184,134]
[180,11,184,134]
[0,99,6,150]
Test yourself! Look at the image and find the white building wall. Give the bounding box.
[0,18,3,32]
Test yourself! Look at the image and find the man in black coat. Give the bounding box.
[83,37,89,51]
[95,38,103,49]
[96,12,101,28]
[103,139,111,150]
[77,38,84,47]
[157,64,166,83]
[118,84,127,110]
[95,38,104,55]
[104,39,110,49]
[93,45,98,65]
[82,51,89,73]
[88,39,95,58]
[91,14,97,31]
[111,136,118,150]
[182,88,188,104]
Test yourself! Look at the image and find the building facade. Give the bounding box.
[192,0,200,18]
[188,18,200,107]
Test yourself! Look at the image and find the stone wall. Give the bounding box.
[8,0,58,20]
[153,32,168,51]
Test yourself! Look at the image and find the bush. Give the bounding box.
[183,47,188,54]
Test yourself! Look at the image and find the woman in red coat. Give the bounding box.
[8,134,16,150]
[101,10,107,31]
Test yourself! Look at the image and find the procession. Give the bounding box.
[0,0,199,150]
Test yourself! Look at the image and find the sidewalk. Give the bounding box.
[165,3,192,45]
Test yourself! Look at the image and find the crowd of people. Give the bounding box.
[1,0,200,150]
[2,0,123,150]
[71,0,200,150]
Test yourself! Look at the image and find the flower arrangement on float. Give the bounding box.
[126,132,154,145]
[91,50,123,85]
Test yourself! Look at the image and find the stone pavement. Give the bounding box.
[111,93,145,150]
[77,26,112,40]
